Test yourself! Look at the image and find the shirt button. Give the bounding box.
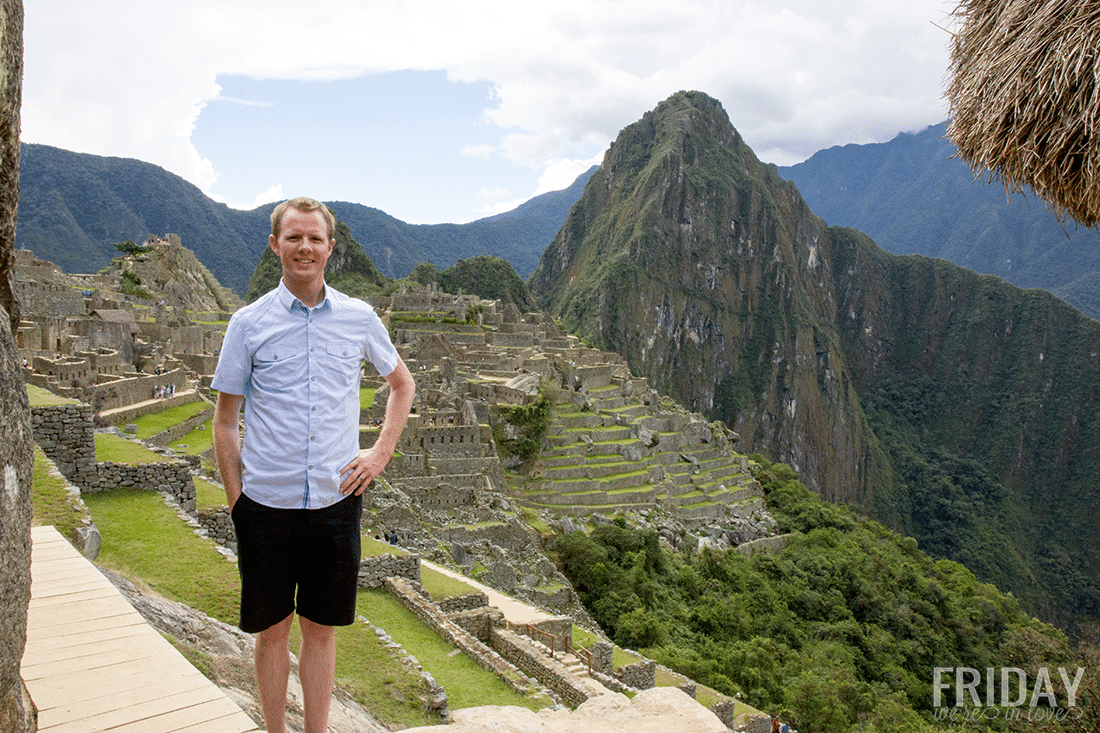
[310,436,315,441]
[311,376,315,381]
[308,465,313,470]
[312,406,316,411]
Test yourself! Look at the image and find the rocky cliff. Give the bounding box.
[529,91,1100,630]
[529,91,876,506]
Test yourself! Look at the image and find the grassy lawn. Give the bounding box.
[82,486,242,624]
[31,446,83,538]
[360,387,376,410]
[194,476,225,510]
[421,566,479,599]
[26,383,78,407]
[114,400,211,439]
[95,433,167,463]
[356,588,549,713]
[169,418,213,455]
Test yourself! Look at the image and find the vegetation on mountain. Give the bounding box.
[112,239,151,256]
[244,218,387,302]
[530,91,1100,637]
[16,144,592,297]
[556,458,1083,732]
[778,122,1100,320]
[436,256,538,312]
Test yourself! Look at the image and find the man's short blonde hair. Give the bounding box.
[270,197,336,241]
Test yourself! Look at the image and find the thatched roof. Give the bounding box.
[946,0,1100,227]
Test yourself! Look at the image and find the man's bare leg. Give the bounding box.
[298,616,337,733]
[254,613,295,733]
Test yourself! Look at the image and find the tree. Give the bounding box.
[113,239,151,256]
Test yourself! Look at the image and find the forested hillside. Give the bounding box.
[530,91,1100,635]
[555,458,1085,732]
[779,123,1100,320]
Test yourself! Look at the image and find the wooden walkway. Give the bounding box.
[21,525,261,733]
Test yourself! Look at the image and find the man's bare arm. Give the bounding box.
[213,391,245,510]
[340,357,415,494]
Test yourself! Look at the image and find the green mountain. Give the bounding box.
[244,219,388,302]
[529,91,1100,633]
[778,122,1100,320]
[15,143,268,297]
[15,143,595,296]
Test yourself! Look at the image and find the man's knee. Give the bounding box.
[257,612,295,645]
[298,615,336,643]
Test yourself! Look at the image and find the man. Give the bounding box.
[212,197,414,733]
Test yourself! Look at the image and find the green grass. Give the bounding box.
[95,433,167,463]
[169,418,213,454]
[82,486,242,624]
[114,400,210,439]
[421,566,479,599]
[26,383,78,407]
[357,589,549,712]
[31,445,83,538]
[194,476,225,510]
[77,482,436,729]
[360,388,376,410]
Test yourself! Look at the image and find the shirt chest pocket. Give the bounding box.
[255,346,299,365]
[325,342,361,360]
[323,341,364,383]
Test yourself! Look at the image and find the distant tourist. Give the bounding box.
[211,196,414,733]
[388,530,398,545]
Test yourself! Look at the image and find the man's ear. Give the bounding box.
[269,233,279,254]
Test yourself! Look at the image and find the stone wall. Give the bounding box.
[30,403,98,486]
[490,627,593,708]
[197,506,235,552]
[384,577,540,699]
[616,659,656,690]
[516,616,573,653]
[101,387,196,425]
[438,592,488,614]
[358,552,421,588]
[446,607,497,642]
[87,461,196,511]
[146,405,213,446]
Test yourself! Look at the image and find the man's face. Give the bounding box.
[269,207,335,291]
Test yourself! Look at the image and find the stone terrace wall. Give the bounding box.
[359,553,421,588]
[87,461,196,511]
[384,577,539,699]
[438,592,488,614]
[30,403,98,487]
[616,659,656,690]
[146,405,213,446]
[490,627,593,708]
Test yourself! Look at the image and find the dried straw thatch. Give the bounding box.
[946,0,1100,227]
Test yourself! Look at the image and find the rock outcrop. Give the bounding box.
[402,687,729,733]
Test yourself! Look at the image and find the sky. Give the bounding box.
[21,0,958,225]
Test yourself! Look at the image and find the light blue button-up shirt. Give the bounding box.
[211,280,399,509]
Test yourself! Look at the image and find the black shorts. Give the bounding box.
[231,492,362,634]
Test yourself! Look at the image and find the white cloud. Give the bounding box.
[533,155,604,197]
[462,143,495,159]
[22,0,956,220]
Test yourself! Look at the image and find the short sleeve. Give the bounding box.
[211,313,251,396]
[361,305,399,376]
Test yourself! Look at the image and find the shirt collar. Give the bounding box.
[276,279,331,313]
